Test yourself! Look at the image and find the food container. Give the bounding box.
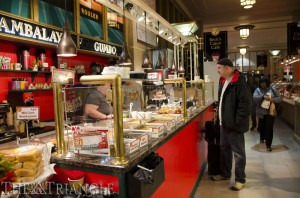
[124,132,149,148]
[131,124,165,138]
[124,138,139,154]
[0,140,47,183]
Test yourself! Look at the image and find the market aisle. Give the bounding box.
[194,117,300,198]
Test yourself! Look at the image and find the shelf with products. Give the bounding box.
[8,89,52,92]
[0,69,52,82]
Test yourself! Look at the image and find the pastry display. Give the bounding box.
[0,144,45,183]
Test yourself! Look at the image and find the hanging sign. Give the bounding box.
[79,37,122,56]
[204,31,228,61]
[16,106,40,120]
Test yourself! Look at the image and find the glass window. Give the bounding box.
[107,9,123,45]
[0,0,30,18]
[79,0,103,39]
[39,0,74,31]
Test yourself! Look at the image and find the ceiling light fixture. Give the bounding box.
[171,21,199,36]
[119,0,132,66]
[234,24,255,39]
[269,50,281,56]
[238,46,249,56]
[57,0,77,57]
[240,48,247,55]
[240,0,256,9]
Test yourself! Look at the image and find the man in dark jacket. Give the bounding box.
[212,58,251,191]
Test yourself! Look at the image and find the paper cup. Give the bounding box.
[131,111,137,119]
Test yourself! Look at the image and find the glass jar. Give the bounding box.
[20,78,25,90]
[24,78,28,89]
[12,78,18,90]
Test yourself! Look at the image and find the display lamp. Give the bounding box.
[119,1,132,66]
[142,12,153,69]
[57,0,77,57]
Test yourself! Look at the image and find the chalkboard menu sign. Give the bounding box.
[287,23,300,55]
[204,31,228,61]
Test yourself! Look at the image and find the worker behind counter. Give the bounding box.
[90,62,102,75]
[84,83,114,122]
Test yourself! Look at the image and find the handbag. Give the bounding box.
[270,102,276,116]
[270,87,283,115]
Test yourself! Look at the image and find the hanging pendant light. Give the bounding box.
[178,61,185,73]
[171,59,177,73]
[57,0,77,57]
[234,25,255,39]
[155,52,164,69]
[142,50,152,69]
[119,1,132,66]
[142,12,153,69]
[119,42,132,66]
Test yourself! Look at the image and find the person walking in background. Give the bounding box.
[249,76,260,131]
[253,78,282,151]
[212,58,251,191]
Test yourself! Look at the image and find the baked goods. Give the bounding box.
[0,144,45,183]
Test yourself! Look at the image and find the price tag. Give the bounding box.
[16,106,40,120]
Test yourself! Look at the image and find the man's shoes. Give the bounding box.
[212,175,230,181]
[267,147,272,152]
[230,181,245,191]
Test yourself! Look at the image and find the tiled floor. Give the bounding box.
[194,118,300,198]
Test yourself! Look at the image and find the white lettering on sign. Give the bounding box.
[16,106,40,120]
[94,42,117,55]
[0,16,61,43]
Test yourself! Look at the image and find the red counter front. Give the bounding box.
[153,105,213,197]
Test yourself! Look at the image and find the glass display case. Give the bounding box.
[56,77,214,160]
[290,83,300,100]
[273,81,294,98]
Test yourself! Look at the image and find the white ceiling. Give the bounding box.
[173,0,300,53]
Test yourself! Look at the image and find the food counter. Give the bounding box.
[281,98,295,129]
[50,102,214,198]
[294,100,300,144]
[0,74,214,197]
[273,81,300,129]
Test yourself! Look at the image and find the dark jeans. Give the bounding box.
[258,115,275,148]
[220,126,246,183]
